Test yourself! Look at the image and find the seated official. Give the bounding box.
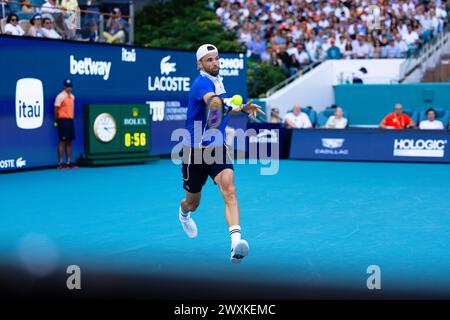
[283,104,312,129]
[324,107,348,129]
[419,108,445,130]
[379,104,416,129]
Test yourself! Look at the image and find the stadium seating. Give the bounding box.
[403,109,419,124]
[302,106,317,127]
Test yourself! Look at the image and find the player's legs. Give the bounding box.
[214,168,239,226]
[179,191,200,238]
[214,168,249,263]
[65,141,72,164]
[180,191,201,213]
[57,140,66,168]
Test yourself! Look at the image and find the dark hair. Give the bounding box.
[30,14,42,25]
[426,108,435,115]
[42,17,51,25]
[7,13,19,23]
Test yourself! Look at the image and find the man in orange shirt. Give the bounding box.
[54,79,77,169]
[379,103,416,129]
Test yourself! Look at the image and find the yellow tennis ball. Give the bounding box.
[232,94,243,106]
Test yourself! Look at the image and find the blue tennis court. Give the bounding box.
[1,159,449,298]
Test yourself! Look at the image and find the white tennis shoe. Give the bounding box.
[179,207,198,238]
[230,239,249,263]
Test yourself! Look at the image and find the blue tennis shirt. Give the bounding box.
[186,73,229,147]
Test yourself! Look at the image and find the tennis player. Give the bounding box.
[179,44,264,263]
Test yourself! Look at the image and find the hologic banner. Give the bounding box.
[289,128,450,163]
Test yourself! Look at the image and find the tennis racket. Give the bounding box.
[205,95,225,129]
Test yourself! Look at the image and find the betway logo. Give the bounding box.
[70,55,112,80]
[148,56,190,92]
[16,78,44,129]
[249,129,278,143]
[393,139,447,157]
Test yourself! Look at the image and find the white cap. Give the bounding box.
[196,44,218,61]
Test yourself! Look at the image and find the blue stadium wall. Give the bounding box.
[335,83,450,125]
[0,36,248,172]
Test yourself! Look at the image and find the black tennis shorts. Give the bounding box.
[182,145,234,193]
[57,118,75,142]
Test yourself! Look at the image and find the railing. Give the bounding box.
[0,0,134,44]
[398,24,450,82]
[266,61,321,97]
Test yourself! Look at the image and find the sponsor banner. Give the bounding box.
[246,123,291,159]
[0,36,247,171]
[289,129,450,162]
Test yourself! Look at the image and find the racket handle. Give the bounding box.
[223,98,241,112]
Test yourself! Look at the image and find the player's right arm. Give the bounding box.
[202,92,216,105]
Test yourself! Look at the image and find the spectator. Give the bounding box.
[18,0,34,20]
[296,43,310,65]
[60,0,80,40]
[312,46,326,63]
[248,34,266,60]
[42,17,63,39]
[382,38,401,58]
[260,45,272,63]
[102,7,127,44]
[327,37,342,59]
[352,35,371,59]
[41,0,68,38]
[270,108,282,124]
[28,14,45,38]
[324,107,348,129]
[396,33,409,58]
[83,0,102,27]
[4,14,25,36]
[283,104,312,129]
[343,41,353,59]
[419,108,445,130]
[287,53,300,76]
[379,103,416,129]
[372,39,383,59]
[55,79,77,169]
[81,20,99,42]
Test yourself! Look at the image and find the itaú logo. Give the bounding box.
[393,139,447,157]
[16,78,44,129]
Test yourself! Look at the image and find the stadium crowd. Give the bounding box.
[0,0,128,43]
[211,0,449,77]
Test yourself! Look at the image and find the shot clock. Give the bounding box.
[78,104,156,166]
